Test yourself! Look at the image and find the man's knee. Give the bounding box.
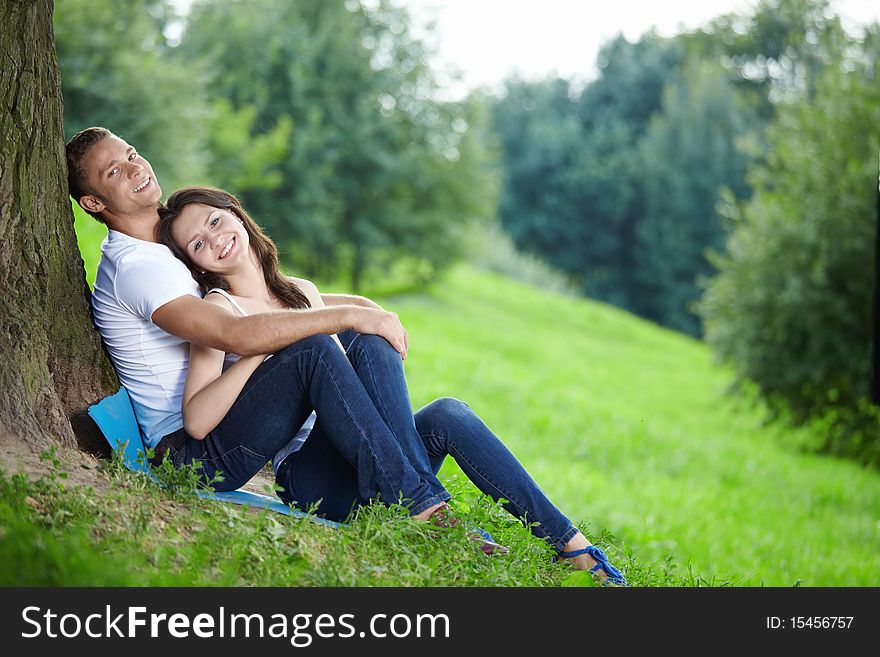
[418,397,471,425]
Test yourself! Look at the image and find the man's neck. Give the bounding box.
[106,206,161,242]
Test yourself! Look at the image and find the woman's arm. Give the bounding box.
[321,292,383,310]
[181,296,267,440]
[290,275,383,311]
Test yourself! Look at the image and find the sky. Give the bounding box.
[392,0,880,98]
[170,1,880,99]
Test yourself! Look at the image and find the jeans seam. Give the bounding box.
[353,345,450,506]
[427,428,537,530]
[311,348,403,502]
[408,494,447,516]
[219,443,264,463]
[557,525,580,552]
[352,343,397,444]
[182,444,266,482]
[422,428,573,546]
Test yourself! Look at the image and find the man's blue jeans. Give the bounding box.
[169,332,579,551]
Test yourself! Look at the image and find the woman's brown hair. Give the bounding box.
[156,186,311,310]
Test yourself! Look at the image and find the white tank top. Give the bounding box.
[206,288,315,472]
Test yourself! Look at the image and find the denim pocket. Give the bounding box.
[198,444,267,492]
[170,446,188,469]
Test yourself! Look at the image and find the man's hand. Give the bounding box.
[351,307,409,359]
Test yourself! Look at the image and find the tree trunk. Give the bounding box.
[0,0,116,452]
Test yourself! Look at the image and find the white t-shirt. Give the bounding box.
[91,230,200,447]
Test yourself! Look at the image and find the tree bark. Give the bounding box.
[0,0,116,452]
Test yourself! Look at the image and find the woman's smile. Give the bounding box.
[218,236,236,259]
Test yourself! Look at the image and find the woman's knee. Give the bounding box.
[277,333,339,358]
[348,332,398,359]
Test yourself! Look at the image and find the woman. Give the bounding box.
[156,186,627,586]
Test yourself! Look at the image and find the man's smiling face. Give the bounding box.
[78,136,162,221]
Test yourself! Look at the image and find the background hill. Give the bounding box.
[393,266,880,586]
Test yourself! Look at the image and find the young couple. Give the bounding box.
[66,126,627,586]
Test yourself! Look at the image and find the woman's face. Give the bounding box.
[171,203,250,274]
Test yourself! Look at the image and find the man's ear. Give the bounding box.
[78,194,105,215]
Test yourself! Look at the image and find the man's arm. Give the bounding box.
[152,295,408,358]
[179,294,267,439]
[288,276,404,352]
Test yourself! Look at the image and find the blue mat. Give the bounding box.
[88,388,340,527]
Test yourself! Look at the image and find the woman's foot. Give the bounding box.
[556,533,628,586]
[418,502,509,555]
[413,501,449,523]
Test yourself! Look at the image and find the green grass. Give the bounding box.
[391,267,880,586]
[2,450,674,587]
[72,201,107,287]
[21,218,879,586]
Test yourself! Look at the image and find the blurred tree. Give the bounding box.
[636,60,755,334]
[54,0,206,190]
[491,35,685,314]
[178,0,494,289]
[202,99,294,194]
[687,0,843,119]
[490,78,587,285]
[698,28,880,461]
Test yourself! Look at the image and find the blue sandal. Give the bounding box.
[469,526,509,555]
[428,504,508,555]
[554,545,628,586]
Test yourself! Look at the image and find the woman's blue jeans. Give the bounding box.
[169,331,579,551]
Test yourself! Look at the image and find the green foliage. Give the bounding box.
[491,77,595,286]
[636,59,755,334]
[698,32,880,461]
[54,0,207,190]
[55,0,495,291]
[175,0,496,290]
[488,0,872,342]
[72,200,106,288]
[202,100,294,193]
[490,34,757,334]
[690,0,844,116]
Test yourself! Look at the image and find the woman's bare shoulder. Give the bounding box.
[288,276,322,307]
[289,276,320,294]
[203,290,237,312]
